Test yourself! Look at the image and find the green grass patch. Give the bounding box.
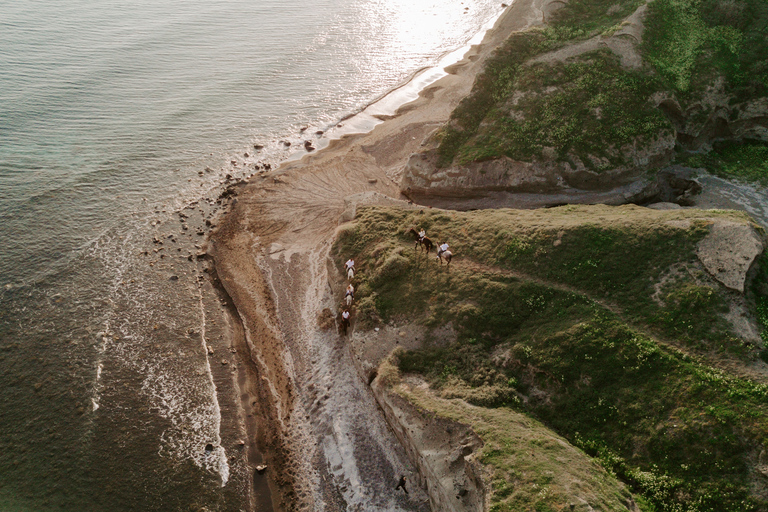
[336,205,767,512]
[458,51,671,168]
[436,0,767,182]
[752,253,768,360]
[643,0,768,96]
[436,0,654,167]
[680,139,768,185]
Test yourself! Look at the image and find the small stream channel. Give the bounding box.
[694,172,768,229]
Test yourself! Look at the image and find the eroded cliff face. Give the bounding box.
[371,378,487,512]
[657,88,768,152]
[402,145,706,210]
[400,140,675,209]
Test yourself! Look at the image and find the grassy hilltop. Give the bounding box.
[436,0,768,184]
[334,205,768,512]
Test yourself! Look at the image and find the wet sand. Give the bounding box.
[206,0,555,509]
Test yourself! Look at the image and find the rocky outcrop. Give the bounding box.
[370,377,487,512]
[400,145,704,210]
[697,220,765,292]
[655,87,768,153]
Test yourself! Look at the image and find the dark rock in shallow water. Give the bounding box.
[304,140,315,151]
[253,143,264,150]
[205,443,214,453]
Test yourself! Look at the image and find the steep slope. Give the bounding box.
[333,204,768,512]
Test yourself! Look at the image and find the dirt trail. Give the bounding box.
[205,0,561,509]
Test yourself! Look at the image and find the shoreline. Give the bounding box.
[281,5,508,165]
[207,0,556,509]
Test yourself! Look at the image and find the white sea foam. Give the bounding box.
[0,0,510,506]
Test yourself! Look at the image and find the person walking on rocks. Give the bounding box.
[396,475,408,494]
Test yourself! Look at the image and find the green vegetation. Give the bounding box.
[681,140,768,186]
[753,253,768,358]
[458,51,670,168]
[438,0,661,168]
[643,0,768,96]
[437,0,768,182]
[392,374,642,512]
[334,205,768,512]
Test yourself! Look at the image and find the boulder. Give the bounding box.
[696,221,765,292]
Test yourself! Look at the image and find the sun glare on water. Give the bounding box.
[354,0,499,70]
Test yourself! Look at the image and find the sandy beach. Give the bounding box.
[206,0,561,509]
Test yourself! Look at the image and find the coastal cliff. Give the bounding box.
[333,205,768,511]
[206,0,768,509]
[401,0,768,207]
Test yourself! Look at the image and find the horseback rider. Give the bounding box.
[437,241,449,258]
[418,228,426,242]
[345,283,354,298]
[341,309,351,335]
[345,258,355,271]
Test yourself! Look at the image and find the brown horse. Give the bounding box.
[408,227,433,253]
[341,312,351,336]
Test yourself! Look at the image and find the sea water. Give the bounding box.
[0,0,505,510]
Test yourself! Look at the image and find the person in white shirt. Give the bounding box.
[341,309,351,335]
[345,259,355,271]
[437,242,449,257]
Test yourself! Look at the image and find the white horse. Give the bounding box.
[347,267,354,280]
[437,250,452,266]
[346,294,353,307]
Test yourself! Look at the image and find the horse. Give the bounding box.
[437,249,452,266]
[345,284,354,307]
[408,227,433,254]
[341,314,351,335]
[347,267,354,280]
